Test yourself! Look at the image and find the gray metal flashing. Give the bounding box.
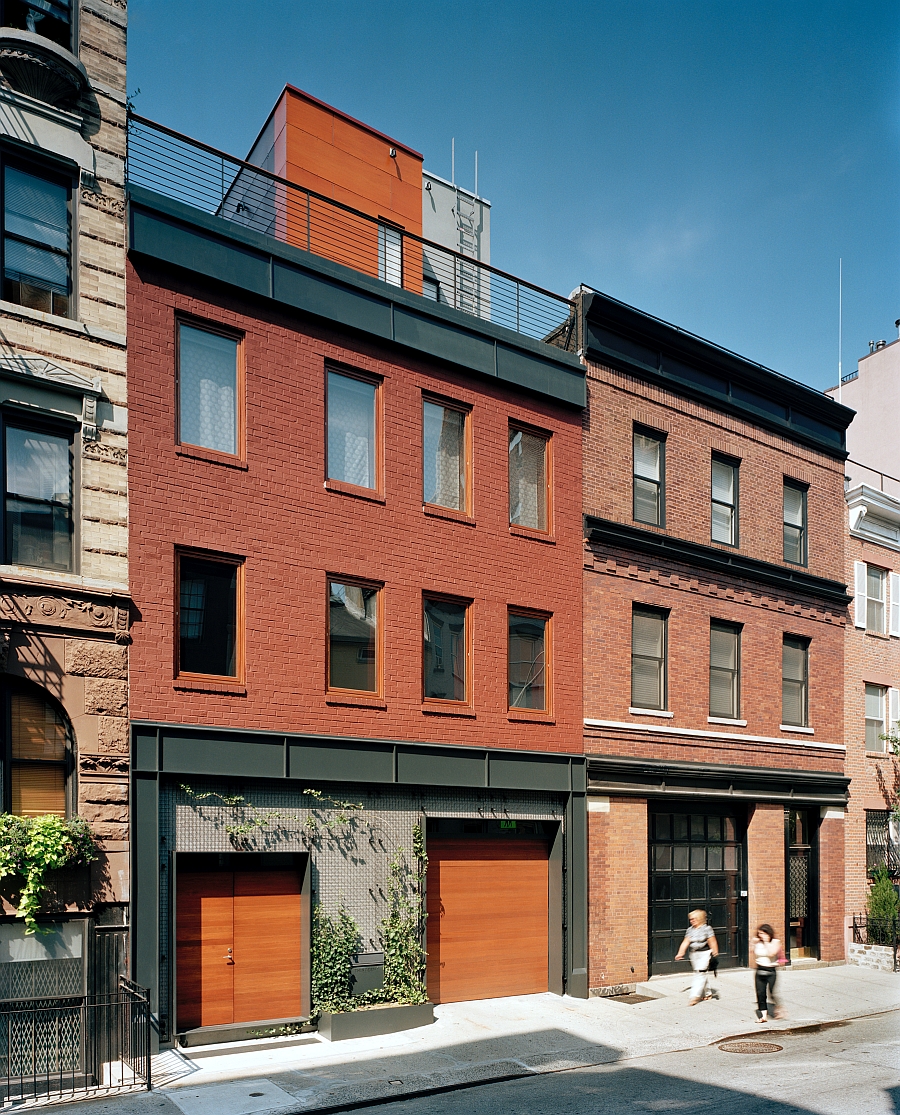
[586,753,849,806]
[127,186,585,408]
[581,291,853,458]
[585,515,851,607]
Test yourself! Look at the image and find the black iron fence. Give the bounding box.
[127,114,579,349]
[851,914,899,971]
[0,977,151,1105]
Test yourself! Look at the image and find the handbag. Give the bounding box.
[776,945,788,966]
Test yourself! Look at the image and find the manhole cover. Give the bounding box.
[719,1041,783,1054]
[610,994,657,1005]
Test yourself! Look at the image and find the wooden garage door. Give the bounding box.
[176,870,302,1030]
[426,838,548,1004]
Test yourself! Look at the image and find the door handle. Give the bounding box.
[224,948,234,962]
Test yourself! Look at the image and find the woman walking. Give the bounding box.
[752,923,783,1022]
[674,909,719,1005]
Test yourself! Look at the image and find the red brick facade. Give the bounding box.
[844,524,900,922]
[582,351,850,988]
[127,259,584,752]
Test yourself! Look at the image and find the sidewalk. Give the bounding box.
[52,964,900,1115]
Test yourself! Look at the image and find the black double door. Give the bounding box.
[649,806,745,975]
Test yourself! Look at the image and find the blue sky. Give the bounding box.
[130,1,899,391]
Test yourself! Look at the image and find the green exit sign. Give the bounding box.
[500,820,517,829]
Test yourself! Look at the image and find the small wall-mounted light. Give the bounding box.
[425,181,431,191]
[389,147,397,158]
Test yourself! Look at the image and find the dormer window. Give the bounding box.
[0,1,72,52]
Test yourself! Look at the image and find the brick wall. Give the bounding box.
[747,803,786,944]
[126,260,583,751]
[844,531,900,920]
[587,797,648,989]
[818,812,846,960]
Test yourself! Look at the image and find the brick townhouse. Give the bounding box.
[825,333,900,927]
[126,90,588,1046]
[577,289,855,992]
[0,0,130,995]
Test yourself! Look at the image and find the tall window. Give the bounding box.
[711,455,738,546]
[866,810,900,873]
[4,422,73,571]
[0,2,73,50]
[423,596,468,702]
[378,223,402,287]
[508,612,547,711]
[782,635,809,727]
[327,370,378,490]
[865,684,887,752]
[178,323,239,455]
[327,580,379,693]
[2,160,71,317]
[865,566,886,633]
[423,399,467,511]
[783,480,807,565]
[177,554,241,678]
[633,428,665,526]
[709,621,740,719]
[632,607,667,711]
[509,426,548,531]
[8,688,68,817]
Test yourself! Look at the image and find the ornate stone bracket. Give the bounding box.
[0,587,130,640]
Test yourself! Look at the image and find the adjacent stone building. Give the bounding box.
[0,0,129,984]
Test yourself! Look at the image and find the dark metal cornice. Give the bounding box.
[584,516,851,607]
[586,753,849,806]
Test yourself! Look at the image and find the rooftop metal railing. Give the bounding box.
[127,114,578,349]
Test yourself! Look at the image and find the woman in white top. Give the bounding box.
[674,909,719,1005]
[752,923,782,1022]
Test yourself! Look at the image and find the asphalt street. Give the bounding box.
[350,1011,900,1115]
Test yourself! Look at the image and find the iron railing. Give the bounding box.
[126,113,579,349]
[0,976,151,1106]
[852,914,899,971]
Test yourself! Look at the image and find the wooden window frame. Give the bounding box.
[175,548,245,684]
[325,575,384,698]
[175,315,246,463]
[508,420,553,537]
[422,392,472,518]
[633,424,666,528]
[324,364,384,499]
[422,592,473,709]
[507,607,552,717]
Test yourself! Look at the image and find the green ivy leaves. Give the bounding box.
[0,814,97,934]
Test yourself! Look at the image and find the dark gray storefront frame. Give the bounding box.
[132,722,588,1043]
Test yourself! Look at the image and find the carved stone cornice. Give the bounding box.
[0,584,130,642]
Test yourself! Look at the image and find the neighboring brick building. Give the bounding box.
[126,96,588,1045]
[578,289,854,992]
[0,0,130,988]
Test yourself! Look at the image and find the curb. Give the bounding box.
[271,1004,900,1115]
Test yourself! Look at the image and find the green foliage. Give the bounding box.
[867,865,900,928]
[0,814,97,934]
[310,904,360,1014]
[379,840,428,1005]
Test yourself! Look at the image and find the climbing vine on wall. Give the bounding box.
[0,814,97,934]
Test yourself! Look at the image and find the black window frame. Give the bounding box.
[866,809,900,874]
[709,619,741,720]
[631,605,669,711]
[782,634,810,728]
[1,150,74,319]
[710,453,739,547]
[633,425,666,527]
[2,411,76,572]
[783,478,808,567]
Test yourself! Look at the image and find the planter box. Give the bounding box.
[317,1002,435,1041]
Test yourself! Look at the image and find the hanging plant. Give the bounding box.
[0,814,97,935]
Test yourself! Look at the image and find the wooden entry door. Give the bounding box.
[177,870,302,1030]
[426,838,548,1004]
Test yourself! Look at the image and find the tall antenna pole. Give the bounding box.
[838,257,843,405]
[474,150,478,197]
[451,138,455,186]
